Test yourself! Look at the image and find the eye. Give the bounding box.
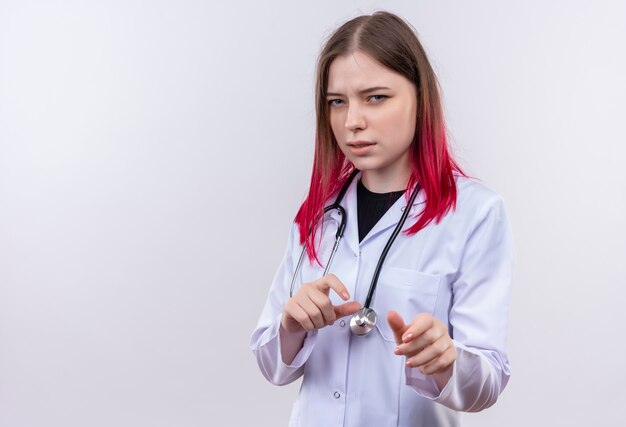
[328,98,345,107]
[369,95,387,103]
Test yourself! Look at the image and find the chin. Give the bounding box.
[349,159,381,172]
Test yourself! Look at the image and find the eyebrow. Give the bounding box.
[326,86,392,97]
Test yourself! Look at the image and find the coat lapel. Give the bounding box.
[328,175,426,250]
[358,184,426,246]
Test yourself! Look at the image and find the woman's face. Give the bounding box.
[327,50,417,191]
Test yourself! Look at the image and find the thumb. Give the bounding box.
[334,301,362,318]
[387,310,407,345]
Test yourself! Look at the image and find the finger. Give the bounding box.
[401,313,435,343]
[297,299,325,330]
[315,274,350,301]
[387,310,408,345]
[309,290,337,325]
[420,347,456,375]
[405,337,453,368]
[287,303,315,332]
[396,327,444,356]
[334,301,361,318]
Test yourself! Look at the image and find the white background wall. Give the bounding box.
[1,1,625,426]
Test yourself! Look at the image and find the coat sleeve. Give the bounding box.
[249,223,319,386]
[405,194,514,412]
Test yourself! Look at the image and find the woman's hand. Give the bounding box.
[387,310,456,389]
[281,274,361,334]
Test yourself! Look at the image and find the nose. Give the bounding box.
[345,103,366,132]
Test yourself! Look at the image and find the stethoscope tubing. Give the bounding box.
[289,169,357,298]
[288,169,420,336]
[289,204,347,298]
[363,183,419,308]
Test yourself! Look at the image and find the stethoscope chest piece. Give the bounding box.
[349,307,377,336]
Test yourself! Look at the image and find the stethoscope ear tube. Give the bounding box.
[289,170,356,297]
[290,204,348,298]
[289,245,308,298]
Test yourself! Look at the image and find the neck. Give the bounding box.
[361,167,411,193]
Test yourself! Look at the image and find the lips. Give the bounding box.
[347,141,375,148]
[346,141,376,155]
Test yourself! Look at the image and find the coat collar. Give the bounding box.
[327,172,426,251]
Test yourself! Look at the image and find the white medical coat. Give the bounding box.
[250,174,514,426]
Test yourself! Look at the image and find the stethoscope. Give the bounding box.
[289,169,420,336]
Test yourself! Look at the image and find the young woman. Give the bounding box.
[250,11,513,426]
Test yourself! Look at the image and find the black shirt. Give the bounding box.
[357,179,406,242]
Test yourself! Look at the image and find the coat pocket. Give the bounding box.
[373,267,442,343]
